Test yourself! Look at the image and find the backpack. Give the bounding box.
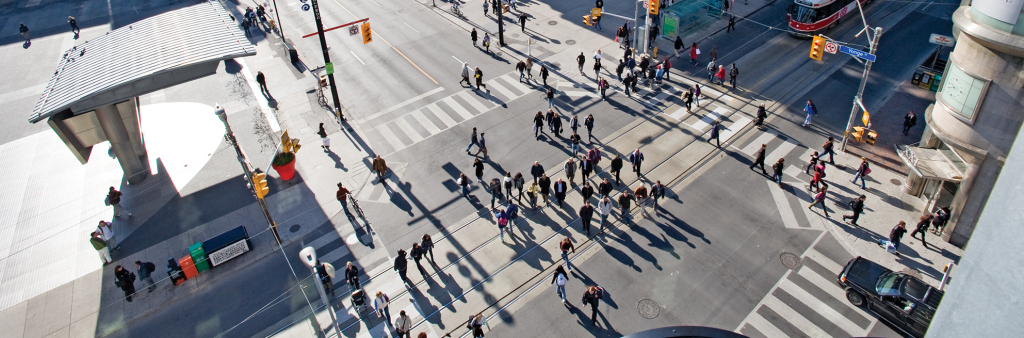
[146,262,156,273]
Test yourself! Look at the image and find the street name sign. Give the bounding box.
[839,45,876,62]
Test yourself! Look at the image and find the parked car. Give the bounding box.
[837,256,943,338]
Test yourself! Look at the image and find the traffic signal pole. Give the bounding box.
[309,0,345,123]
[840,26,882,152]
[214,105,283,245]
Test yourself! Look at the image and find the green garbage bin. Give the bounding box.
[189,242,211,272]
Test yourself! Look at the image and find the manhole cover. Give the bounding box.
[289,224,301,233]
[548,20,558,25]
[780,252,802,270]
[637,299,660,319]
[901,268,922,279]
[566,40,576,45]
[511,33,520,38]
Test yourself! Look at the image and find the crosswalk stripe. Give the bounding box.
[503,74,532,94]
[307,230,344,249]
[564,91,601,97]
[784,165,805,179]
[643,89,677,108]
[394,117,425,143]
[667,105,690,120]
[792,188,826,230]
[778,278,867,336]
[411,109,442,134]
[691,107,729,132]
[376,124,407,151]
[455,91,491,114]
[742,129,780,156]
[487,78,519,100]
[720,116,751,142]
[321,245,353,265]
[744,311,791,338]
[676,77,736,103]
[797,148,817,164]
[762,295,832,338]
[557,81,592,90]
[442,97,475,120]
[805,249,844,272]
[765,138,798,164]
[425,103,457,129]
[797,260,874,324]
[767,180,801,229]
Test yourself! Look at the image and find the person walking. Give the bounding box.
[689,42,699,65]
[821,136,836,165]
[647,25,659,50]
[750,144,767,174]
[90,232,112,265]
[19,23,30,43]
[460,62,472,86]
[519,12,528,32]
[468,313,486,337]
[107,186,132,217]
[526,181,540,209]
[472,158,485,183]
[663,57,672,80]
[526,58,534,79]
[616,59,626,81]
[598,178,613,199]
[552,112,563,137]
[546,109,556,132]
[495,207,509,241]
[482,0,489,15]
[516,60,527,82]
[474,67,487,91]
[476,132,488,158]
[458,173,470,197]
[889,221,907,254]
[682,88,694,113]
[489,178,504,209]
[317,123,331,152]
[482,33,491,52]
[598,77,608,99]
[539,174,552,206]
[618,190,633,220]
[135,261,157,292]
[533,111,545,138]
[559,237,576,271]
[651,180,665,210]
[546,87,555,109]
[805,151,819,174]
[373,291,392,324]
[634,183,650,219]
[911,214,932,248]
[903,111,917,135]
[809,162,828,191]
[802,99,817,127]
[623,71,633,97]
[344,261,360,289]
[336,182,351,214]
[256,71,270,97]
[576,52,586,75]
[729,63,739,88]
[709,45,719,63]
[529,161,545,185]
[694,83,702,107]
[580,181,595,202]
[584,114,595,141]
[512,172,525,201]
[708,121,721,148]
[502,172,514,199]
[507,201,520,228]
[593,58,602,79]
[569,132,582,155]
[842,195,867,226]
[373,155,388,182]
[715,65,726,85]
[395,310,413,338]
[394,249,410,283]
[597,196,612,232]
[852,157,870,189]
[583,286,604,325]
[569,116,580,135]
[807,186,830,218]
[564,158,577,185]
[673,36,684,58]
[554,178,568,207]
[410,242,427,276]
[593,12,602,31]
[579,201,595,234]
[628,149,644,176]
[611,154,624,185]
[580,156,594,181]
[114,265,137,302]
[931,206,951,236]
[771,158,784,187]
[755,103,767,127]
[68,16,80,34]
[705,59,717,82]
[552,265,569,303]
[97,220,117,250]
[540,64,550,86]
[727,14,736,32]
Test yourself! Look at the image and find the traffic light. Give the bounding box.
[252,173,269,199]
[583,15,592,26]
[361,22,372,44]
[810,35,825,61]
[649,0,660,15]
[502,3,509,13]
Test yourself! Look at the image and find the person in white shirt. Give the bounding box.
[394,310,412,338]
[97,220,116,250]
[373,291,391,324]
[597,196,612,233]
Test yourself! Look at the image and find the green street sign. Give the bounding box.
[325,62,334,75]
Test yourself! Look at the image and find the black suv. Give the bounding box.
[837,257,943,338]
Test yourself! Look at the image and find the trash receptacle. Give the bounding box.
[284,40,299,63]
[189,243,211,273]
[912,71,922,85]
[930,74,942,92]
[180,256,199,280]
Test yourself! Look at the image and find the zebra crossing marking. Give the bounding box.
[376,124,407,151]
[320,245,353,265]
[487,77,519,100]
[442,97,475,120]
[689,107,729,132]
[411,110,442,134]
[719,116,751,142]
[744,310,791,338]
[426,103,457,129]
[765,138,799,164]
[792,187,826,230]
[741,129,780,156]
[767,181,802,230]
[505,76,532,93]
[777,278,867,336]
[642,88,678,108]
[455,91,492,114]
[394,117,425,143]
[762,295,832,338]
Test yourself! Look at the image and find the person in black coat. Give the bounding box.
[531,161,544,183]
[539,174,552,205]
[598,178,613,198]
[579,201,595,234]
[553,179,568,207]
[580,182,594,201]
[708,122,721,148]
[473,158,485,183]
[749,144,767,174]
[345,261,360,289]
[394,249,409,282]
[910,214,932,248]
[533,112,544,138]
[610,155,624,185]
[755,104,767,127]
[889,221,907,253]
[114,265,136,302]
[552,115,563,137]
[903,111,917,135]
[843,195,866,226]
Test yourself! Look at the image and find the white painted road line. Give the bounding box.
[356,87,444,124]
[762,295,832,338]
[455,91,491,113]
[778,278,866,336]
[376,124,407,151]
[765,137,799,164]
[744,311,790,338]
[691,107,729,132]
[411,110,442,134]
[426,103,457,129]
[720,116,751,142]
[768,181,801,229]
[742,129,780,156]
[442,97,475,120]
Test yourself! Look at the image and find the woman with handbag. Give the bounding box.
[852,157,870,189]
[807,186,830,218]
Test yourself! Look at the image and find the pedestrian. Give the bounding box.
[577,52,586,75]
[554,178,568,207]
[674,36,684,58]
[628,149,644,175]
[373,155,388,182]
[374,291,392,323]
[583,285,604,325]
[690,42,699,65]
[552,265,569,303]
[729,63,739,88]
[805,151,819,174]
[771,158,784,187]
[903,111,917,135]
[90,232,112,265]
[552,112,563,137]
[464,127,480,154]
[611,154,623,185]
[802,99,817,127]
[519,12,528,32]
[318,123,331,151]
[97,220,117,250]
[683,88,694,113]
[807,186,829,218]
[716,65,726,85]
[727,14,736,32]
[564,157,577,184]
[755,103,767,127]
[530,161,545,184]
[107,186,132,217]
[634,183,650,219]
[598,178,613,199]
[750,144,767,174]
[648,25,658,50]
[337,182,351,213]
[483,0,489,16]
[516,60,526,82]
[638,56,650,78]
[411,242,427,275]
[706,59,717,81]
[580,181,595,201]
[597,196,612,232]
[598,77,608,99]
[842,195,866,226]
[507,201,519,228]
[394,249,409,283]
[460,62,471,86]
[513,172,525,201]
[489,178,503,209]
[533,111,544,138]
[458,173,470,197]
[708,121,721,147]
[651,180,665,210]
[618,190,633,219]
[114,265,137,302]
[135,261,157,292]
[539,174,552,206]
[809,163,828,192]
[593,13,602,31]
[580,201,595,234]
[616,59,626,81]
[623,72,633,97]
[889,221,907,254]
[546,87,555,109]
[20,23,30,43]
[663,57,672,80]
[569,116,580,134]
[540,64,550,86]
[822,136,836,164]
[477,132,488,158]
[694,83,702,107]
[68,16,80,34]
[345,261,360,289]
[570,133,582,155]
[526,181,540,209]
[526,58,534,79]
[559,237,576,271]
[910,214,932,248]
[474,67,487,91]
[395,310,412,338]
[256,71,270,96]
[580,157,594,180]
[546,109,556,131]
[468,313,486,337]
[584,114,595,140]
[852,157,870,189]
[510,0,518,11]
[502,172,514,198]
[594,58,602,79]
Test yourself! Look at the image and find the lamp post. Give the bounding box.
[299,247,342,336]
[214,105,282,245]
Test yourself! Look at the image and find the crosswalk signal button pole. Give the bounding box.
[810,35,825,61]
[252,173,269,199]
[583,15,592,26]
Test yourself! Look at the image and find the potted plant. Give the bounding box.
[271,131,301,180]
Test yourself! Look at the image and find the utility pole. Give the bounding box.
[299,247,342,336]
[309,0,345,122]
[496,0,505,46]
[840,26,882,151]
[214,105,282,245]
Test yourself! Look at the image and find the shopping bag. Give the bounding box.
[614,36,618,42]
[695,48,701,55]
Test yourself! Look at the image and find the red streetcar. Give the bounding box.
[787,0,870,37]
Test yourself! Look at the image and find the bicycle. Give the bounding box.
[451,3,462,17]
[349,195,365,220]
